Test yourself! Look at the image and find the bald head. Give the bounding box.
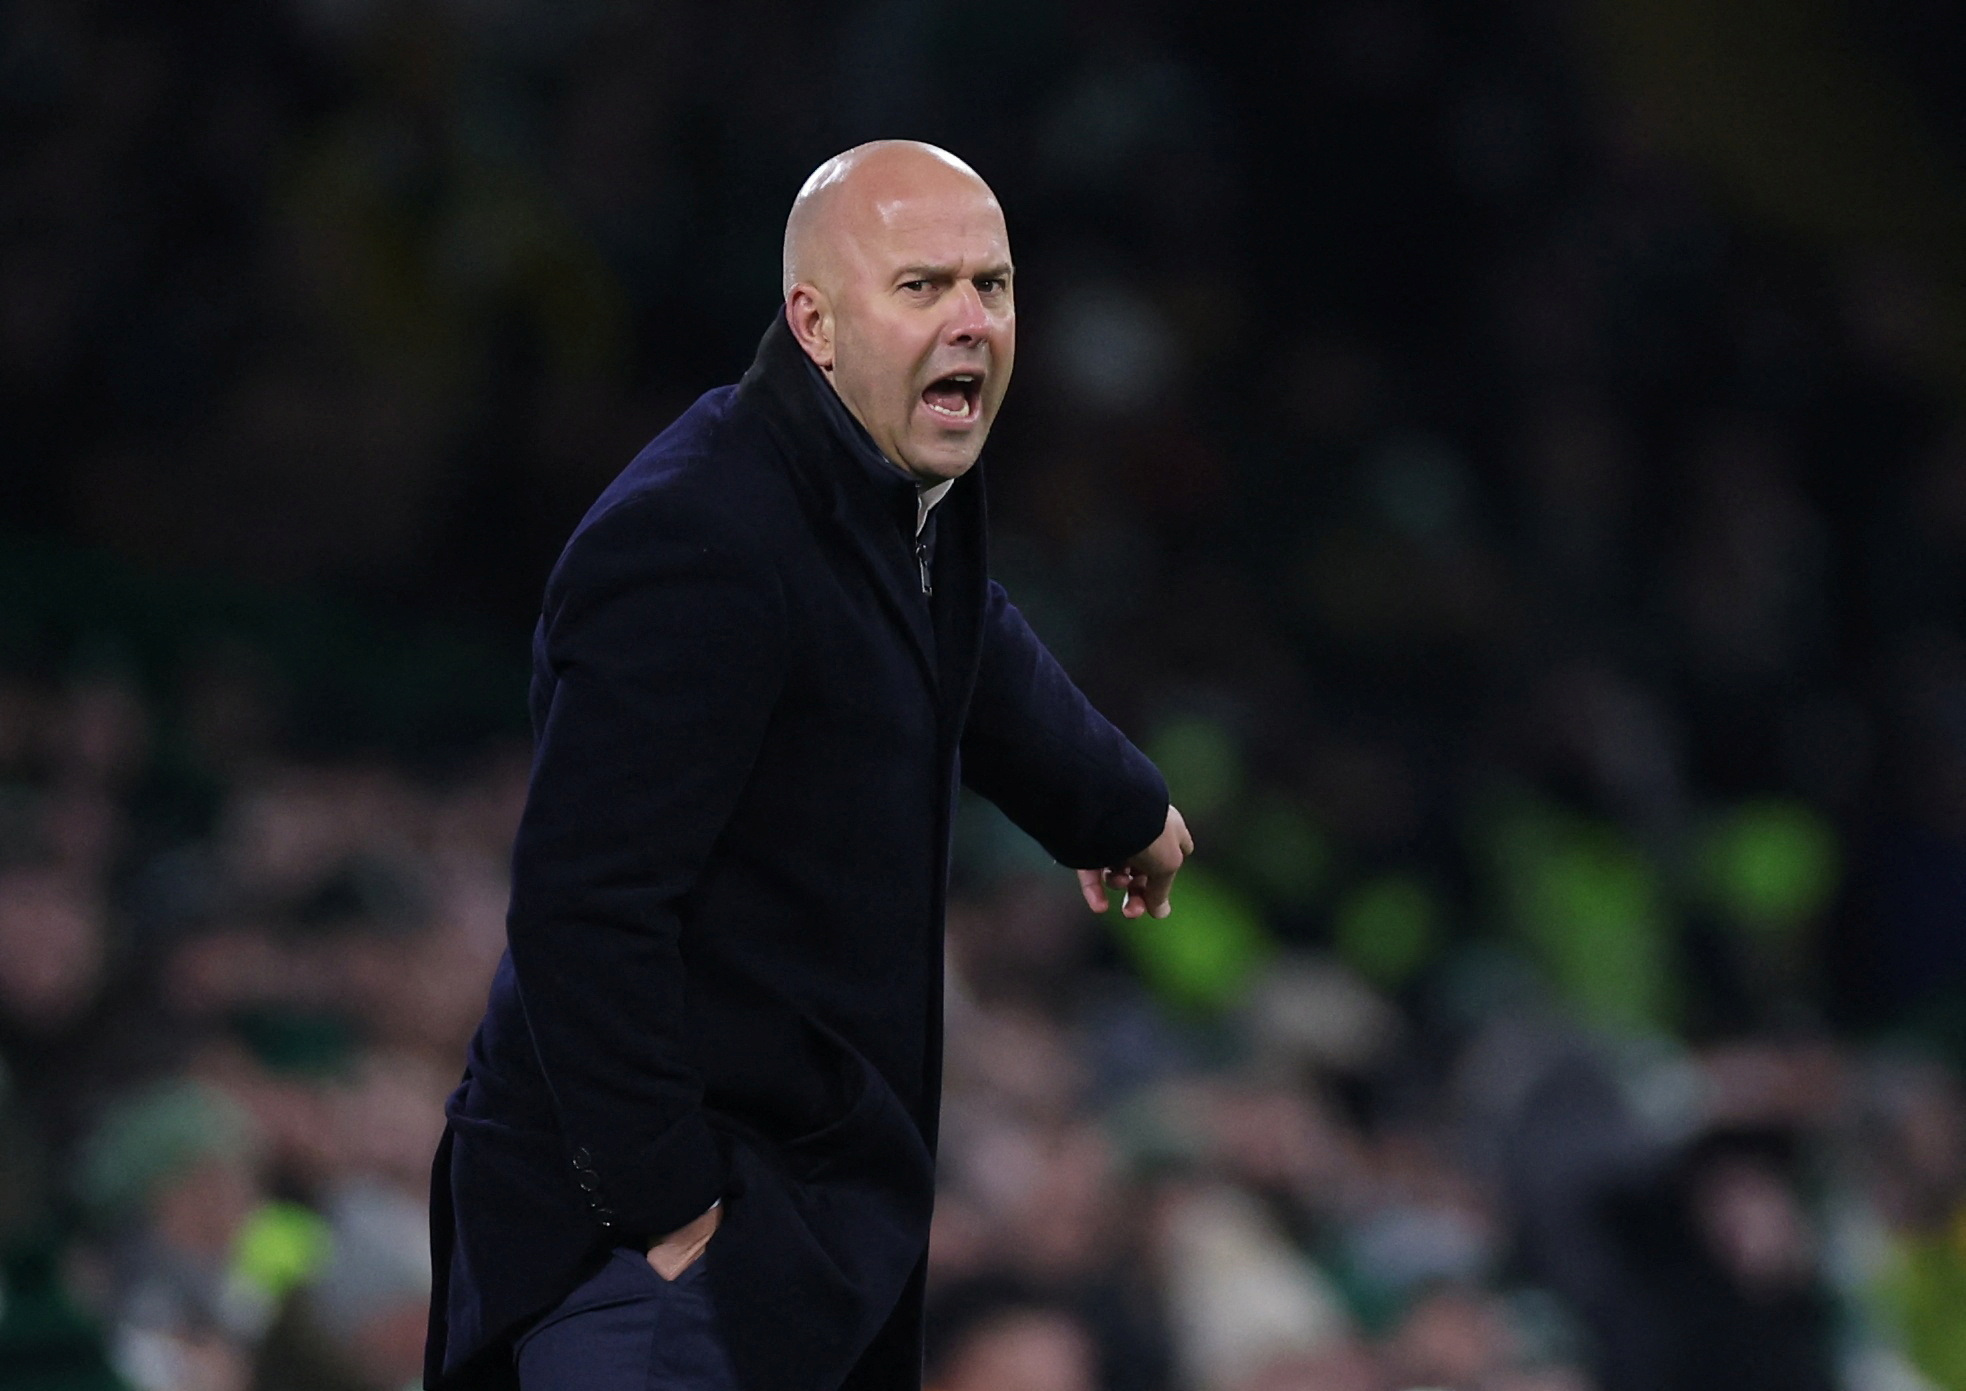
[782,141,996,296]
[780,141,1016,484]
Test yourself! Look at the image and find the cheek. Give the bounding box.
[862,328,926,409]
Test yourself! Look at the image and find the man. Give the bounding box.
[425,140,1192,1391]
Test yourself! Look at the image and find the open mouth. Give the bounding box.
[921,373,982,422]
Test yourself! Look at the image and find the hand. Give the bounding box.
[645,1199,722,1280]
[1077,804,1193,920]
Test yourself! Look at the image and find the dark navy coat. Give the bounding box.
[425,311,1168,1391]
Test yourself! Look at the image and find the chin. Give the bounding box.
[901,446,983,483]
[921,456,980,483]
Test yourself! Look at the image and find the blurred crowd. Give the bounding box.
[7,0,1966,1390]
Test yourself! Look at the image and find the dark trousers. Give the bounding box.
[514,1246,741,1390]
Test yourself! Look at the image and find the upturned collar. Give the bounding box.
[738,312,920,535]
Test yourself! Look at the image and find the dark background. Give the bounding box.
[5,2,1966,1389]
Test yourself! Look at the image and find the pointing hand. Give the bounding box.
[1077,804,1193,920]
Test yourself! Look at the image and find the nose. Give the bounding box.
[944,280,991,345]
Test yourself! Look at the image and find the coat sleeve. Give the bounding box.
[960,579,1169,869]
[505,490,785,1246]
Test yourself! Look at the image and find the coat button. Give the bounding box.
[571,1147,593,1169]
[578,1171,600,1192]
[596,1208,616,1227]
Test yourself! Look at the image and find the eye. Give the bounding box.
[901,279,932,293]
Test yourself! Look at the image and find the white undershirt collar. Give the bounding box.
[915,479,954,536]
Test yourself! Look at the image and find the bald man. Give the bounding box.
[425,142,1190,1391]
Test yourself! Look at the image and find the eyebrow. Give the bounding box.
[895,262,1015,281]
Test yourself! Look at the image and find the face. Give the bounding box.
[791,178,1015,482]
[943,1311,1096,1391]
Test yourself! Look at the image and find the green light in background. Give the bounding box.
[1233,795,1333,910]
[1333,875,1443,990]
[1111,863,1273,1014]
[1482,796,1678,1036]
[233,1200,334,1301]
[1698,798,1841,944]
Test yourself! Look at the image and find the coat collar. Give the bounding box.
[735,311,991,733]
[735,311,940,685]
[798,348,915,503]
[736,309,924,525]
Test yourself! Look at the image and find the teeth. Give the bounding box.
[926,399,971,417]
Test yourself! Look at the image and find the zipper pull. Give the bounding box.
[914,539,932,595]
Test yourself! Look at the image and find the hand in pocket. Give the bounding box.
[646,1198,723,1281]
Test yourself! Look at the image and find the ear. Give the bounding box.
[784,286,835,371]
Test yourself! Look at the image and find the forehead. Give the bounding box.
[849,184,1010,269]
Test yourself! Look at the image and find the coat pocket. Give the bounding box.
[782,1047,883,1158]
